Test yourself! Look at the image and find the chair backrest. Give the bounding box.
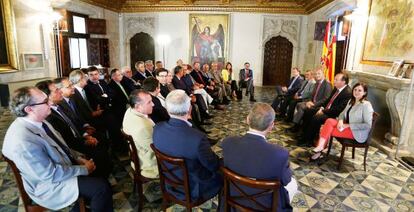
[2,155,45,212]
[366,112,380,144]
[121,130,142,176]
[222,167,281,212]
[150,144,191,205]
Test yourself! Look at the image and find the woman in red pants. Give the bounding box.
[311,82,374,160]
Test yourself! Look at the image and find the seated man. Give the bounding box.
[272,67,303,114]
[142,77,170,123]
[153,89,222,201]
[2,86,113,211]
[123,89,159,178]
[222,103,298,211]
[239,62,256,102]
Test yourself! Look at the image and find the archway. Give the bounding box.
[130,32,154,72]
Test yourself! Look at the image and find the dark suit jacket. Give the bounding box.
[71,89,94,124]
[160,84,170,98]
[172,76,190,94]
[84,80,114,111]
[222,133,293,211]
[58,99,87,134]
[145,69,155,77]
[239,69,253,81]
[322,85,352,118]
[286,76,304,96]
[108,80,129,121]
[191,70,208,86]
[121,77,139,95]
[132,71,147,84]
[149,95,170,123]
[153,118,222,200]
[312,79,332,107]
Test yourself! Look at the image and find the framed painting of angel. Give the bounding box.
[189,14,229,68]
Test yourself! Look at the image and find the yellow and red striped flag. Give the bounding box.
[321,19,331,83]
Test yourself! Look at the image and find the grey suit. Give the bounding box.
[2,118,87,210]
[338,100,374,143]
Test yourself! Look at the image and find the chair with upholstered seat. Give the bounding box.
[326,112,379,171]
[150,144,210,212]
[221,166,281,212]
[2,155,86,212]
[121,130,157,212]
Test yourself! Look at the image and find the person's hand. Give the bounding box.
[305,101,314,108]
[92,105,104,117]
[83,159,96,174]
[245,77,250,81]
[282,86,288,92]
[84,135,98,146]
[316,108,324,115]
[85,126,96,135]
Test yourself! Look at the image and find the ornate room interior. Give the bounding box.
[0,0,413,211]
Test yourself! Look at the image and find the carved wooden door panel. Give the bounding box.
[263,36,293,86]
[130,32,154,73]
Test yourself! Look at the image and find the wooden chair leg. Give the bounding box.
[337,145,346,170]
[326,137,334,158]
[186,206,192,212]
[137,182,144,212]
[78,197,86,212]
[352,147,355,159]
[161,198,168,211]
[363,146,369,171]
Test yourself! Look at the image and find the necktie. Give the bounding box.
[80,89,92,110]
[117,83,129,99]
[326,90,340,109]
[42,122,77,164]
[245,69,249,80]
[96,82,105,95]
[197,71,206,84]
[67,99,76,112]
[298,80,309,96]
[288,76,298,90]
[56,106,82,138]
[312,81,322,102]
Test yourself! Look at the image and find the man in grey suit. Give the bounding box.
[239,62,257,102]
[288,67,332,132]
[2,86,113,211]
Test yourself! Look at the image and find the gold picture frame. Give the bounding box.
[0,0,19,73]
[189,14,229,68]
[361,0,414,66]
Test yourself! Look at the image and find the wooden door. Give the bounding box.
[130,32,154,73]
[263,36,293,86]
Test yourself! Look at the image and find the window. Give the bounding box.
[73,15,86,34]
[69,38,88,69]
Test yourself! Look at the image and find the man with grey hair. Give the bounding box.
[153,89,222,202]
[120,66,141,92]
[2,86,113,211]
[123,89,158,178]
[222,103,298,211]
[145,60,155,77]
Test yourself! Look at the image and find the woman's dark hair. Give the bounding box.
[225,62,232,73]
[350,82,368,105]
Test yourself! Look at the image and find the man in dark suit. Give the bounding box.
[156,68,171,98]
[239,62,256,102]
[153,89,222,201]
[133,61,147,84]
[36,80,112,178]
[288,67,332,132]
[142,77,170,123]
[120,66,141,93]
[298,72,352,146]
[145,60,156,77]
[222,103,297,211]
[108,69,130,125]
[271,67,303,113]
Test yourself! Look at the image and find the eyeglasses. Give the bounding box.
[28,97,49,106]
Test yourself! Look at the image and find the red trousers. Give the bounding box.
[319,118,354,147]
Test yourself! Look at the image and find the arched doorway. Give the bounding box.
[130,32,154,72]
[263,36,293,86]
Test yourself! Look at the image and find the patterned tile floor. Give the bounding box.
[0,87,413,211]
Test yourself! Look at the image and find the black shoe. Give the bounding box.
[201,121,212,126]
[250,98,257,102]
[287,125,299,133]
[208,138,219,146]
[222,99,230,105]
[203,114,214,119]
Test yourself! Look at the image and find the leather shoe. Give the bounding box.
[203,114,214,119]
[250,98,257,102]
[208,138,219,146]
[214,105,225,110]
[201,121,212,126]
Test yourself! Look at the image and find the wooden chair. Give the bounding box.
[150,144,208,212]
[222,167,281,212]
[326,112,380,171]
[2,155,86,212]
[121,130,157,212]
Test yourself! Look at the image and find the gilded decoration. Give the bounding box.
[0,0,19,73]
[78,0,333,14]
[362,0,414,65]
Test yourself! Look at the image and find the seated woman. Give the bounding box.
[311,82,374,160]
[222,62,238,100]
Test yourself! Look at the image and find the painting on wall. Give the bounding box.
[23,53,44,70]
[362,0,414,64]
[189,14,229,68]
[314,21,328,41]
[0,0,19,72]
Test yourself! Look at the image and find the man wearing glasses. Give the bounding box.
[2,86,113,211]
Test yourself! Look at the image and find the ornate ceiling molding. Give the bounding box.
[78,0,334,14]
